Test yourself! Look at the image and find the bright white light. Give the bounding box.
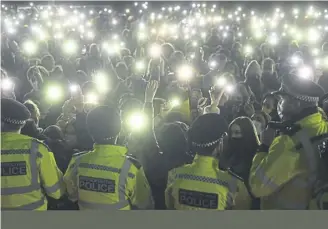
[192,3,196,8]
[312,48,320,56]
[308,28,320,43]
[70,84,79,93]
[94,71,110,93]
[209,61,217,69]
[30,2,34,6]
[134,2,138,6]
[1,78,13,91]
[244,45,253,55]
[7,27,16,34]
[217,77,227,87]
[80,13,85,19]
[47,85,63,102]
[22,40,38,55]
[19,14,24,20]
[138,32,147,40]
[192,41,198,47]
[293,8,299,15]
[136,61,145,70]
[177,64,193,81]
[41,10,49,19]
[127,113,146,131]
[62,40,78,55]
[238,32,242,37]
[225,84,235,94]
[315,58,322,68]
[291,56,301,65]
[85,92,99,104]
[254,31,263,39]
[112,19,118,25]
[149,44,162,58]
[126,9,130,13]
[298,66,313,80]
[201,32,207,39]
[269,35,278,45]
[87,31,95,39]
[170,98,181,108]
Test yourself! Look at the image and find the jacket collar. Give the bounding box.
[93,144,128,156]
[287,107,320,126]
[193,154,219,168]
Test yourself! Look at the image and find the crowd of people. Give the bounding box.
[1,2,328,210]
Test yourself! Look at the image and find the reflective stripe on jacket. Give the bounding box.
[249,112,328,209]
[165,155,251,210]
[63,144,154,210]
[1,132,65,211]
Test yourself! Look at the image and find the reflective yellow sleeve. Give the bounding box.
[39,144,65,199]
[63,157,79,202]
[165,169,177,209]
[233,181,252,210]
[249,136,301,197]
[130,167,154,210]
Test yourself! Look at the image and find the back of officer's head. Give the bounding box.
[1,98,31,132]
[188,114,228,156]
[87,106,121,144]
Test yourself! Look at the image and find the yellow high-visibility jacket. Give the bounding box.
[1,132,65,211]
[63,144,154,210]
[165,155,252,210]
[249,111,328,209]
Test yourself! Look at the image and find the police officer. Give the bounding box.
[249,73,328,209]
[63,106,154,210]
[165,113,252,210]
[1,98,65,210]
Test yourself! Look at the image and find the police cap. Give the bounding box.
[86,106,121,141]
[188,113,228,152]
[1,98,31,126]
[272,73,325,103]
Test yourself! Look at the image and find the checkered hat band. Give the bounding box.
[1,117,26,125]
[191,138,220,148]
[282,84,319,103]
[294,94,319,103]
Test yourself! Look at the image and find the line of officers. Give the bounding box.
[2,73,328,210]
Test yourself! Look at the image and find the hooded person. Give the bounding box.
[261,58,280,93]
[148,121,193,209]
[244,60,263,103]
[41,55,55,72]
[43,125,77,173]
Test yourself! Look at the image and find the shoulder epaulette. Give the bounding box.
[34,139,52,152]
[227,169,244,182]
[125,154,142,170]
[281,124,302,136]
[72,151,89,157]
